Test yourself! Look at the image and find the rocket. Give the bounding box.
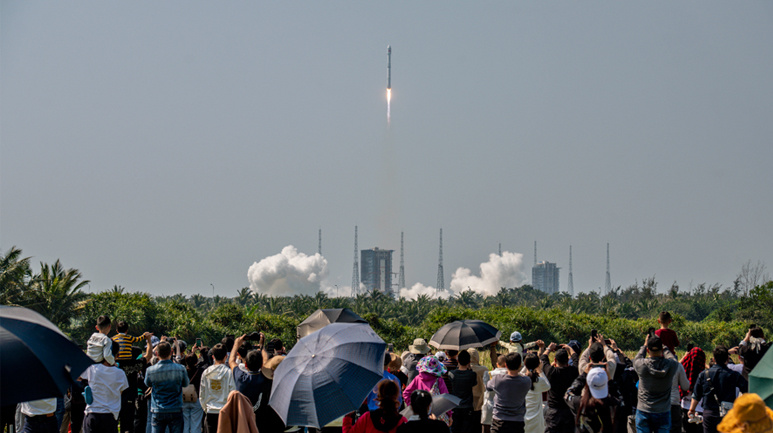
[387,45,391,90]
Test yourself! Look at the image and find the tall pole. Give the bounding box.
[399,231,406,289]
[568,245,574,295]
[605,243,612,295]
[318,228,322,255]
[352,226,359,295]
[437,229,445,292]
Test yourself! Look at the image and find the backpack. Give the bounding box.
[430,378,452,426]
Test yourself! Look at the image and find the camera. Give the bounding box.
[246,332,262,341]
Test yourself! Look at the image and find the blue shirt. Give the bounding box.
[366,370,402,410]
[144,360,189,413]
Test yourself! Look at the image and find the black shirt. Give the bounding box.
[448,369,477,408]
[540,354,579,411]
[693,364,748,410]
[397,418,450,433]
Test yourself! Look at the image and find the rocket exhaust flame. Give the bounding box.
[386,45,391,125]
[387,89,391,124]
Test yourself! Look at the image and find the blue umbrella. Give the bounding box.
[269,322,386,428]
[0,306,94,405]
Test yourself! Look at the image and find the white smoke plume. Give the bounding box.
[399,251,527,300]
[247,246,329,296]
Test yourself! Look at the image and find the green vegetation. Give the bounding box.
[2,246,772,353]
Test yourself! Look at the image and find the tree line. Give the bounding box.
[2,246,771,351]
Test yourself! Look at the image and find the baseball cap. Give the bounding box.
[587,367,609,399]
[647,336,663,351]
[510,331,522,342]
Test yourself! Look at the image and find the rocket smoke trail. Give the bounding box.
[386,45,391,125]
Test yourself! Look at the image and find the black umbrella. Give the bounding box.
[296,308,368,339]
[0,306,94,405]
[270,323,386,428]
[429,320,502,351]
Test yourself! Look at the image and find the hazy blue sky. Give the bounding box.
[2,2,772,297]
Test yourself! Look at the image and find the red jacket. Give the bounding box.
[343,410,407,433]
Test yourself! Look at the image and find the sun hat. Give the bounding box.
[510,331,522,342]
[586,367,609,399]
[466,348,480,365]
[409,338,431,355]
[718,393,773,433]
[417,355,447,377]
[261,355,285,380]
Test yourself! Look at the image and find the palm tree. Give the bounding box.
[235,287,254,306]
[0,246,32,305]
[28,260,90,329]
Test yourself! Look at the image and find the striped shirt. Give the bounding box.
[112,333,144,360]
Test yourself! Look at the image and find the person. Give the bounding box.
[229,334,269,413]
[654,312,680,354]
[402,339,431,385]
[633,335,678,433]
[111,321,150,362]
[680,347,706,433]
[442,350,460,393]
[578,334,618,380]
[689,346,748,433]
[396,390,451,433]
[182,353,205,433]
[144,341,189,433]
[403,356,452,425]
[344,380,407,433]
[199,343,235,433]
[668,354,690,433]
[521,353,549,433]
[717,392,773,433]
[112,321,151,433]
[81,341,129,433]
[485,352,532,433]
[366,353,403,410]
[466,348,488,433]
[448,350,477,433]
[86,315,115,365]
[256,354,286,433]
[738,326,770,380]
[482,355,508,433]
[576,368,615,433]
[389,352,407,392]
[500,332,537,356]
[20,398,58,433]
[537,341,579,433]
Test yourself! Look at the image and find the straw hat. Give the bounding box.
[718,393,773,433]
[261,355,285,380]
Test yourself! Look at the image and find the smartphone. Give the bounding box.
[387,343,394,352]
[591,329,598,339]
[196,338,202,346]
[647,327,656,337]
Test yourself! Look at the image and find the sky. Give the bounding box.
[2,2,772,298]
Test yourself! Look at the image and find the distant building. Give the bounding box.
[361,248,394,296]
[532,261,560,294]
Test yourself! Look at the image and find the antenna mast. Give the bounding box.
[437,228,445,292]
[605,243,611,295]
[399,231,406,289]
[568,245,574,295]
[318,228,322,255]
[352,226,359,295]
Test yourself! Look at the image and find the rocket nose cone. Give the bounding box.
[388,45,391,52]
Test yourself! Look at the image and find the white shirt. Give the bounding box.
[83,363,129,419]
[199,363,235,414]
[20,398,57,416]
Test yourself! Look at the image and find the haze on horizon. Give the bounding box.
[2,2,772,297]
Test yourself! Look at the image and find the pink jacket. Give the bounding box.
[401,371,452,418]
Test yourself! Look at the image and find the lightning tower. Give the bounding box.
[568,245,574,295]
[399,231,406,289]
[499,243,502,256]
[352,226,360,295]
[318,228,322,255]
[437,228,445,292]
[605,243,612,295]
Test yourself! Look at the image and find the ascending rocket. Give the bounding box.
[387,45,391,89]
